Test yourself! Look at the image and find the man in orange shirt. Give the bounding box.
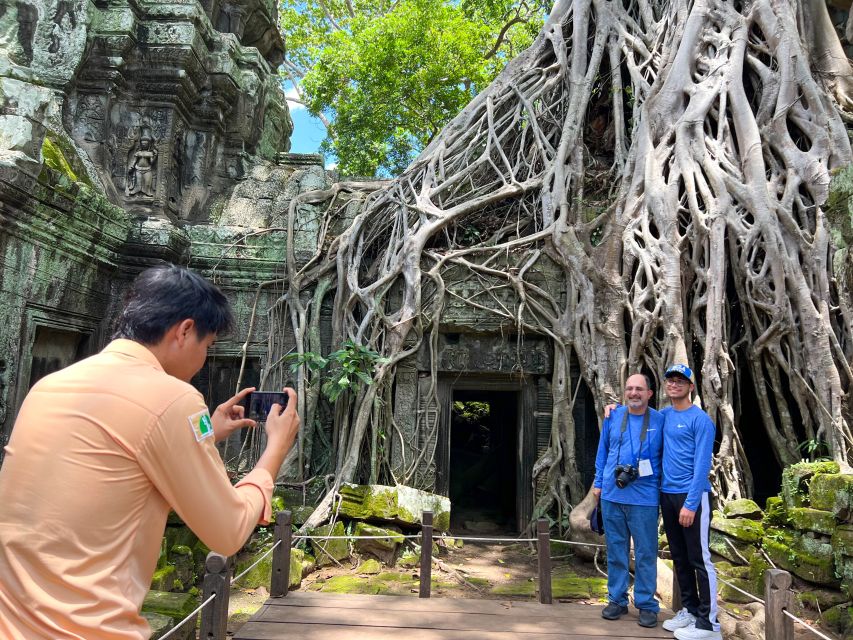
[0,265,300,640]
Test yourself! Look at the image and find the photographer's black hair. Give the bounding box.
[113,265,234,345]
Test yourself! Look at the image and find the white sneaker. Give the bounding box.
[673,623,722,640]
[663,609,697,632]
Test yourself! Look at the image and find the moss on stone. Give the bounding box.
[551,568,607,599]
[823,602,853,636]
[763,496,789,527]
[142,590,198,620]
[313,575,382,595]
[809,473,853,521]
[782,461,840,509]
[710,516,764,543]
[709,529,757,565]
[150,565,178,592]
[719,577,756,604]
[356,559,382,574]
[723,499,763,520]
[490,580,536,596]
[798,587,849,612]
[762,527,838,586]
[397,548,420,568]
[787,507,837,536]
[142,612,174,640]
[311,521,349,567]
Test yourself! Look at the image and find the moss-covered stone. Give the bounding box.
[292,505,315,525]
[150,565,181,592]
[788,507,837,536]
[142,590,198,621]
[142,612,175,640]
[798,588,849,612]
[709,530,757,565]
[353,522,404,564]
[397,548,420,568]
[311,575,382,594]
[311,521,350,567]
[490,580,536,596]
[809,473,853,521]
[762,527,838,586]
[823,602,853,636]
[356,559,382,574]
[551,568,608,600]
[723,499,763,520]
[719,577,756,604]
[337,484,451,532]
[763,496,789,527]
[710,516,764,543]
[782,461,840,509]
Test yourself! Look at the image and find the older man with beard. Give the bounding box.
[593,373,664,629]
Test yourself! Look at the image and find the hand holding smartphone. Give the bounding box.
[241,391,289,421]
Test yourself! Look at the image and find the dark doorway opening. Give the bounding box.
[449,389,518,533]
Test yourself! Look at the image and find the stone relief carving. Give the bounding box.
[125,128,158,198]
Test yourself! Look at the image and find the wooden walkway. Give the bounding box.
[234,592,673,640]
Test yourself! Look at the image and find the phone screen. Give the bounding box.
[242,391,288,421]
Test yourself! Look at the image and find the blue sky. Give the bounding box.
[286,91,333,166]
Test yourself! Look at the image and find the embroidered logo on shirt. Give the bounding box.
[676,423,687,429]
[188,410,214,442]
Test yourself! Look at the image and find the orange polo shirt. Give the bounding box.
[0,339,273,639]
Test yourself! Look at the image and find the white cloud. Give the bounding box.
[325,162,338,170]
[285,86,306,111]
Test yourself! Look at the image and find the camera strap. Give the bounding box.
[616,409,650,465]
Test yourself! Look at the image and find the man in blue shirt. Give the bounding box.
[659,364,721,640]
[593,374,664,628]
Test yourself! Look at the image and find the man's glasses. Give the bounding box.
[665,378,690,387]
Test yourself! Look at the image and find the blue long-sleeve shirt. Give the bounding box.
[594,405,664,506]
[660,405,716,511]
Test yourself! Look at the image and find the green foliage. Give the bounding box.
[280,0,547,176]
[286,341,388,402]
[797,438,830,461]
[452,400,490,424]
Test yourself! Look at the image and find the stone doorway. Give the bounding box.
[434,374,537,534]
[448,389,519,533]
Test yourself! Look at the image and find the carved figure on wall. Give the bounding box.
[125,131,158,197]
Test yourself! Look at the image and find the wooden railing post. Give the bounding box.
[270,510,292,598]
[764,569,794,640]
[198,552,230,640]
[537,518,552,604]
[671,568,682,613]
[419,510,433,598]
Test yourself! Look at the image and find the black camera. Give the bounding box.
[615,464,638,488]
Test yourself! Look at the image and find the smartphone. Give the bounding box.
[242,391,289,421]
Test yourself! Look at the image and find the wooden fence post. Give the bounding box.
[271,510,292,598]
[419,510,433,598]
[198,552,230,640]
[764,568,794,640]
[671,568,682,613]
[537,518,552,604]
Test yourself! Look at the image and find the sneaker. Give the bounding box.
[674,623,722,640]
[638,610,658,628]
[601,602,629,620]
[663,608,697,631]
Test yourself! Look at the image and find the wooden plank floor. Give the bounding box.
[234,592,674,639]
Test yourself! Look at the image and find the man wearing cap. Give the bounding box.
[659,364,721,640]
[593,373,665,629]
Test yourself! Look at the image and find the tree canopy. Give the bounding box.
[280,0,547,176]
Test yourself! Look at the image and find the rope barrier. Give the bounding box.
[157,593,216,640]
[435,535,537,543]
[551,538,607,549]
[782,609,835,640]
[292,534,421,541]
[231,539,283,584]
[714,575,764,605]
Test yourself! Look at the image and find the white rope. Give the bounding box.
[782,609,835,640]
[434,535,537,543]
[157,593,216,640]
[715,575,764,605]
[292,534,421,541]
[231,539,282,584]
[551,538,607,548]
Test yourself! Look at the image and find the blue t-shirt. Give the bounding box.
[594,406,664,506]
[661,405,716,511]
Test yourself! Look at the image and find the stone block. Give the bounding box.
[356,559,382,574]
[353,522,404,564]
[311,521,350,567]
[787,507,837,536]
[823,603,853,637]
[762,527,838,587]
[337,484,451,532]
[142,612,175,640]
[710,516,764,543]
[709,530,756,565]
[763,496,789,526]
[719,577,756,604]
[723,499,763,520]
[809,473,853,521]
[150,565,179,592]
[781,461,840,509]
[142,591,198,627]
